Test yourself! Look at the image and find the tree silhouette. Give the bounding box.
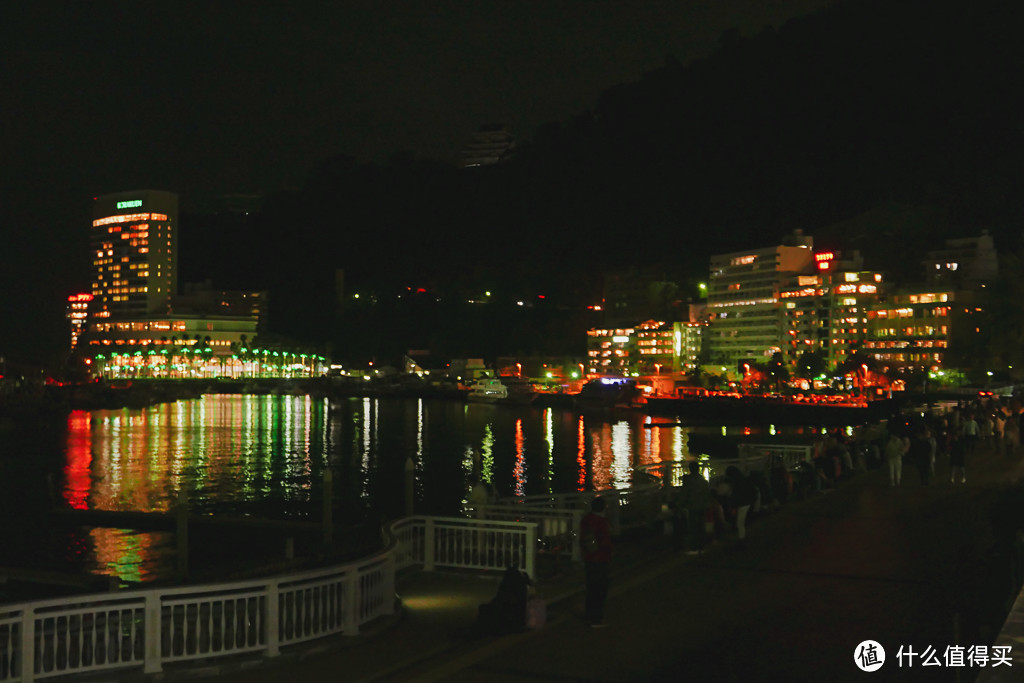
[795,351,826,379]
[767,352,789,390]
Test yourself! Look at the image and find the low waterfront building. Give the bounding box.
[81,314,256,351]
[79,315,324,379]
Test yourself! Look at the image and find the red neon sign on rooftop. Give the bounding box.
[67,293,94,302]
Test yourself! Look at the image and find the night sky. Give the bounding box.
[2,0,838,363]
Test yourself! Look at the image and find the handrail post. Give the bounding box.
[524,522,537,579]
[343,571,360,636]
[266,579,280,657]
[143,592,163,673]
[20,607,35,683]
[423,519,436,571]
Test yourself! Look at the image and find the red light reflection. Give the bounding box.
[514,419,526,497]
[64,410,93,510]
[577,416,586,491]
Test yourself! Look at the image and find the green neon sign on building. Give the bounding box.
[117,199,143,210]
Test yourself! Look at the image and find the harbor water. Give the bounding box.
[0,394,849,587]
[0,395,695,585]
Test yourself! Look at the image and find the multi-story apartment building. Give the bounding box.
[864,289,984,372]
[674,322,706,373]
[586,326,634,376]
[587,320,706,377]
[780,251,883,371]
[460,124,516,168]
[633,320,674,375]
[706,231,815,369]
[863,233,996,374]
[90,190,178,320]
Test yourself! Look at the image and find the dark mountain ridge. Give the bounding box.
[180,0,1024,359]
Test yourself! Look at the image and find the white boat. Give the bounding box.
[467,378,509,403]
[466,377,536,405]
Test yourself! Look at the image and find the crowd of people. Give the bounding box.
[879,396,1023,486]
[668,395,1024,553]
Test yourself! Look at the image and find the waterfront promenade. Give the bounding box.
[122,438,1018,683]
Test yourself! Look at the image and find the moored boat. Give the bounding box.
[466,376,536,405]
[574,377,639,411]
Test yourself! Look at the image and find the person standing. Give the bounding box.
[885,432,906,487]
[678,460,714,554]
[950,433,967,484]
[580,496,613,627]
[725,466,757,548]
[962,413,979,454]
[909,429,931,485]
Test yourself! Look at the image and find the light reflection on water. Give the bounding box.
[57,395,717,582]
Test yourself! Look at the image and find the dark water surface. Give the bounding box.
[1,395,852,586]
[1,395,704,584]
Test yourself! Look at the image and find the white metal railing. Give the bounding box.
[468,506,584,563]
[736,444,812,473]
[0,515,534,682]
[490,471,663,537]
[390,516,537,575]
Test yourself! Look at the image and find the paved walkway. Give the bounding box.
[171,440,1024,683]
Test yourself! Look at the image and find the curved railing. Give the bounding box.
[0,515,536,683]
[0,444,813,682]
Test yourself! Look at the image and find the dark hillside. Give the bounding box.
[180,0,1024,358]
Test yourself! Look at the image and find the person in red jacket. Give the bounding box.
[580,495,613,627]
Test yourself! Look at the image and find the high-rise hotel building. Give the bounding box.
[90,190,178,320]
[706,231,815,369]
